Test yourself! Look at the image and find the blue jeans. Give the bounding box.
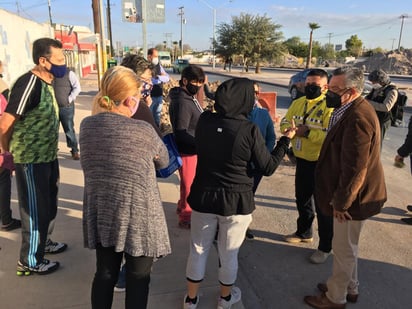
[59,104,79,153]
[150,96,163,127]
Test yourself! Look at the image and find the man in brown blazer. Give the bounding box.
[304,67,387,309]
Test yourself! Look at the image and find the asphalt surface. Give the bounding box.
[0,68,411,309]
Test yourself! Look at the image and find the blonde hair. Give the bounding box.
[92,66,141,115]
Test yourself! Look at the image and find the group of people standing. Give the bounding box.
[280,66,411,309]
[1,36,411,309]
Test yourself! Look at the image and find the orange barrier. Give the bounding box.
[258,92,279,123]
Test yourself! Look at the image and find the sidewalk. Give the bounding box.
[0,70,411,309]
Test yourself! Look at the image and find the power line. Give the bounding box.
[300,17,400,41]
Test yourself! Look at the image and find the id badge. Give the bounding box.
[295,138,302,151]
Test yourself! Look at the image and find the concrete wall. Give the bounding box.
[0,9,53,87]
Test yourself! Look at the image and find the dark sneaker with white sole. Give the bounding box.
[1,218,21,231]
[17,259,60,276]
[45,239,67,254]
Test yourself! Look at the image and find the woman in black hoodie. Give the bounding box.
[169,65,205,229]
[183,78,295,309]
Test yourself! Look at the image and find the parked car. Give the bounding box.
[288,68,372,100]
[172,59,190,73]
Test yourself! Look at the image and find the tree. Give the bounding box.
[283,36,308,58]
[306,22,320,68]
[216,13,284,73]
[345,35,363,57]
[317,43,336,65]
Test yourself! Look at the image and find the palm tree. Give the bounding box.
[306,22,321,68]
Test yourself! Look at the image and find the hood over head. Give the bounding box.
[214,78,255,118]
[368,69,390,85]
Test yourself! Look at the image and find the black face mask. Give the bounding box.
[326,90,342,108]
[186,83,201,96]
[305,84,322,99]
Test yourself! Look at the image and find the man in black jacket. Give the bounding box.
[366,69,398,147]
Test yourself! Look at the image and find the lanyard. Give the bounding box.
[302,99,324,125]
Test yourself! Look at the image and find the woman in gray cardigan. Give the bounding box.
[79,66,170,309]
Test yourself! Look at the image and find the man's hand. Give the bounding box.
[333,209,352,223]
[295,124,309,137]
[143,96,152,107]
[282,119,297,139]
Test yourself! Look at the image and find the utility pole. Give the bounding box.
[398,14,409,52]
[106,0,114,57]
[47,0,53,25]
[92,0,105,86]
[391,38,396,51]
[142,0,148,57]
[178,6,184,58]
[164,32,172,49]
[328,32,332,46]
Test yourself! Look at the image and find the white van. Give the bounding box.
[158,51,172,67]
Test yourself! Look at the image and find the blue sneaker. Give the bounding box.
[114,264,126,292]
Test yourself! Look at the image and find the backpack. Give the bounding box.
[390,90,408,127]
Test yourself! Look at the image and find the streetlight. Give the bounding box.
[198,1,233,69]
[198,0,216,70]
[178,6,184,58]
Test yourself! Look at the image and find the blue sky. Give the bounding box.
[1,0,411,51]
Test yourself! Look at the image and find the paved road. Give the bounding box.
[0,69,411,309]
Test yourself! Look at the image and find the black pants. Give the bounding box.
[14,160,59,266]
[295,158,333,252]
[0,168,12,225]
[92,245,154,309]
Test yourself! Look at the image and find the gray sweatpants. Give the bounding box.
[186,210,252,285]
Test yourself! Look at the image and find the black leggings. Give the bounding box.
[91,244,154,309]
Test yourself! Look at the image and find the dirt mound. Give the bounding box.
[354,50,412,75]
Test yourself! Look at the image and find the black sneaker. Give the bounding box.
[245,229,254,240]
[17,259,59,276]
[1,218,21,231]
[401,217,412,225]
[45,239,67,254]
[407,205,412,212]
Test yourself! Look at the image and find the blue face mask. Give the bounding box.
[47,60,67,78]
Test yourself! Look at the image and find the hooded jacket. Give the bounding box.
[188,78,290,216]
[169,86,203,154]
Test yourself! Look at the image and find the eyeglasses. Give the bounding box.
[328,87,349,94]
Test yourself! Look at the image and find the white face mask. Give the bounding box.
[372,83,382,90]
[151,57,159,65]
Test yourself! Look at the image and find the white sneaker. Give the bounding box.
[309,250,331,264]
[183,294,199,309]
[217,286,241,309]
